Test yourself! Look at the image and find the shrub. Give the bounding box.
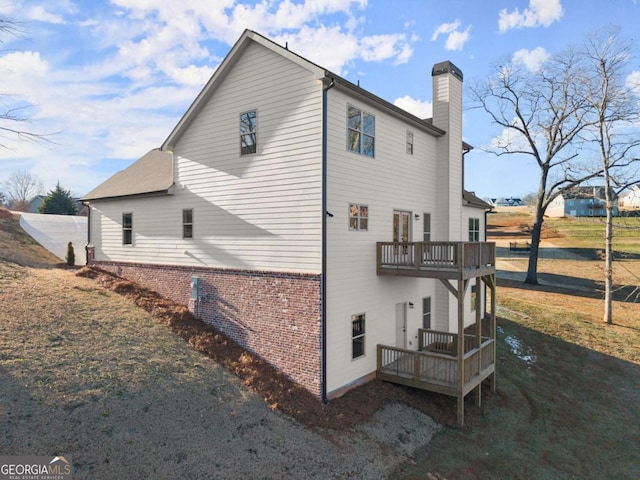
[66,241,75,266]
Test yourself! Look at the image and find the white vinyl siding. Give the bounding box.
[325,88,442,393]
[91,41,323,274]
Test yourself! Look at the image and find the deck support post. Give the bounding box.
[457,278,465,426]
[483,273,497,393]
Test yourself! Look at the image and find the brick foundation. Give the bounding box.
[92,260,322,397]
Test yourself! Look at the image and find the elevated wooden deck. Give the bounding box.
[378,328,497,425]
[376,241,495,280]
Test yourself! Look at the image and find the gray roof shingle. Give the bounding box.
[82,149,173,201]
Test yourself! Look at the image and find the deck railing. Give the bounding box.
[377,241,495,276]
[377,335,495,392]
[418,329,489,355]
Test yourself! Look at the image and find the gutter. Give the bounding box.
[83,201,91,265]
[321,77,335,404]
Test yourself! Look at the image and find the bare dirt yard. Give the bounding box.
[0,261,450,479]
[0,209,451,479]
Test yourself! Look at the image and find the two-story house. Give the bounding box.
[547,186,619,217]
[82,29,496,425]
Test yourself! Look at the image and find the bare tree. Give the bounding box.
[3,170,44,211]
[580,27,640,324]
[470,51,602,284]
[0,16,54,147]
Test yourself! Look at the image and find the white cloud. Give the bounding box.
[498,0,564,32]
[432,20,460,41]
[394,95,433,119]
[359,33,413,64]
[486,120,531,154]
[444,26,471,51]
[431,20,471,51]
[627,71,640,97]
[26,1,78,24]
[28,6,65,24]
[512,47,550,72]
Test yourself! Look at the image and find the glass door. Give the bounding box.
[393,210,412,263]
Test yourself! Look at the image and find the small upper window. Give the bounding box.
[349,204,368,231]
[469,218,480,242]
[422,297,432,329]
[240,110,257,155]
[347,105,375,157]
[183,209,193,239]
[122,213,133,245]
[423,213,431,242]
[406,131,414,155]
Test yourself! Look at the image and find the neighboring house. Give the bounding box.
[620,184,640,209]
[27,195,45,213]
[82,30,496,425]
[546,186,619,217]
[490,197,523,207]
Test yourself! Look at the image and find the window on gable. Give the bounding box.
[469,217,480,242]
[352,313,365,359]
[240,110,257,155]
[122,213,133,245]
[183,209,193,239]
[406,131,414,155]
[422,297,432,329]
[349,204,368,231]
[423,213,431,242]
[347,105,375,157]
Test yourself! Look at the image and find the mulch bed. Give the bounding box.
[75,266,465,430]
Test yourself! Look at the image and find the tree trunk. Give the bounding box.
[525,177,548,285]
[525,220,542,285]
[603,184,614,324]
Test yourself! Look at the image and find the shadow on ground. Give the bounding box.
[392,317,640,480]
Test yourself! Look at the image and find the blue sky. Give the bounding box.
[0,0,638,199]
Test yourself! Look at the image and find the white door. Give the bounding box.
[395,302,407,349]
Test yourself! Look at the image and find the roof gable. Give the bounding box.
[82,149,173,201]
[162,30,325,151]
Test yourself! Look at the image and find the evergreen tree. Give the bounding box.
[66,241,75,266]
[38,182,77,215]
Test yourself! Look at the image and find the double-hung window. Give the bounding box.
[352,313,365,359]
[183,209,193,239]
[122,213,133,245]
[406,131,414,155]
[349,204,368,231]
[240,110,257,155]
[469,218,480,242]
[347,105,375,157]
